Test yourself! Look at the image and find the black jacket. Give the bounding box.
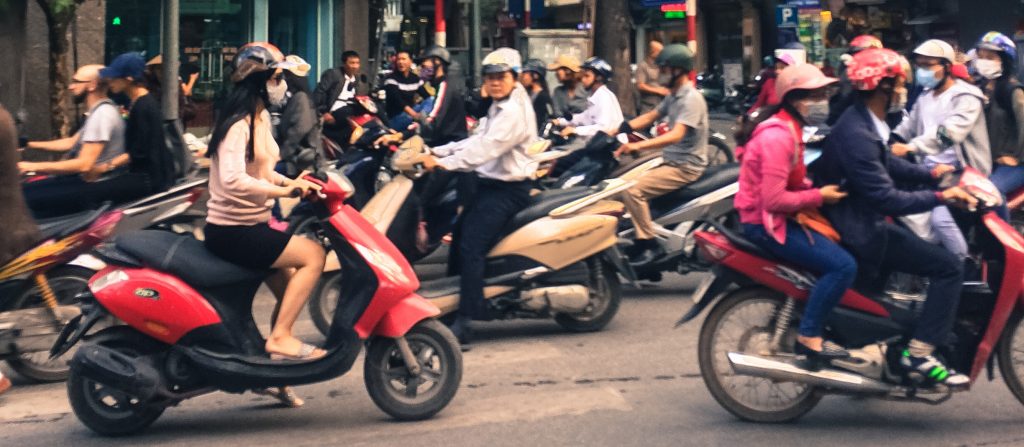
[402,75,467,146]
[276,91,320,176]
[813,102,941,272]
[313,68,366,115]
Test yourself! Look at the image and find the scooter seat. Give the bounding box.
[650,163,739,217]
[501,187,594,237]
[35,204,111,241]
[708,220,778,262]
[114,230,268,288]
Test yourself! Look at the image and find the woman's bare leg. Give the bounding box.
[265,236,325,357]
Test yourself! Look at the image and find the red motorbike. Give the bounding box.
[51,169,462,436]
[679,168,1024,422]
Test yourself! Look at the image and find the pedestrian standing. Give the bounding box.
[635,41,670,114]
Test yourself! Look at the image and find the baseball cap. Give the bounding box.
[100,52,146,80]
[280,55,311,77]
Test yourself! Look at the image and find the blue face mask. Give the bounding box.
[916,67,940,90]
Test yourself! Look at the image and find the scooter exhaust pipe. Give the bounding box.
[727,352,894,394]
[70,344,162,400]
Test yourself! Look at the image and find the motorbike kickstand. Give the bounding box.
[395,336,422,375]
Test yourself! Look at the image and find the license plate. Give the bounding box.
[692,274,716,303]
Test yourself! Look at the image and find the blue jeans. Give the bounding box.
[743,223,858,338]
[991,165,1024,220]
[992,164,1024,196]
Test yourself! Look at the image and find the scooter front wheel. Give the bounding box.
[67,327,166,436]
[364,319,462,420]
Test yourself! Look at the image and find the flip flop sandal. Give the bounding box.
[269,342,326,361]
[253,387,304,407]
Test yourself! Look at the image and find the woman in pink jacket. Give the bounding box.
[734,64,855,370]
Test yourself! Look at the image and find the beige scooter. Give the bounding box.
[309,137,637,333]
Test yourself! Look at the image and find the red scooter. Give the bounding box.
[679,168,1024,422]
[51,168,462,436]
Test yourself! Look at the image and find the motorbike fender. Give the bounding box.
[675,266,739,327]
[370,294,441,338]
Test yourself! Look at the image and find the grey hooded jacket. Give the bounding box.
[894,79,992,175]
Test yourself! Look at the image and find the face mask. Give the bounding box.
[975,59,1003,80]
[802,99,830,126]
[419,66,435,82]
[888,88,908,114]
[265,78,288,108]
[916,67,940,89]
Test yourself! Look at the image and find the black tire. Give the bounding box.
[67,327,166,436]
[554,260,622,332]
[707,135,735,167]
[308,271,341,336]
[364,319,462,420]
[997,311,1024,406]
[7,265,95,382]
[698,287,821,423]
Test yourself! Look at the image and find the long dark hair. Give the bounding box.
[991,52,1020,112]
[735,89,811,146]
[208,69,273,161]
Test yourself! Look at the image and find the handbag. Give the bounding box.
[796,208,841,243]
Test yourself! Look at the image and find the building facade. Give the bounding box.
[1,0,371,139]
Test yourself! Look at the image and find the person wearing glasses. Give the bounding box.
[20,64,127,218]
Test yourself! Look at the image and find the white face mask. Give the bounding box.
[975,59,1003,80]
[266,78,288,108]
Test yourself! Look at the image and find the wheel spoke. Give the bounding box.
[416,346,436,365]
[404,377,421,398]
[420,367,442,383]
[385,367,407,380]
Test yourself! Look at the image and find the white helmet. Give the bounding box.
[913,39,956,64]
[482,48,522,75]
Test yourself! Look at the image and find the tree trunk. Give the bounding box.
[0,104,41,264]
[593,0,635,117]
[38,0,82,138]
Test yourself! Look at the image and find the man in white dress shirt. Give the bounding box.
[420,48,537,347]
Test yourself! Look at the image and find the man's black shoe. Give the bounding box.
[629,239,664,267]
[448,315,473,352]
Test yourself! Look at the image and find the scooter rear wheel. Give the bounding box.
[555,260,622,332]
[698,287,821,422]
[364,319,462,420]
[67,327,166,436]
[7,265,94,382]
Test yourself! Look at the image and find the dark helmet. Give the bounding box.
[231,42,284,82]
[581,57,613,80]
[522,58,547,78]
[418,45,451,65]
[655,43,694,71]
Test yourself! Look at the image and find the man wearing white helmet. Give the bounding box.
[419,48,538,347]
[554,57,624,141]
[892,39,991,264]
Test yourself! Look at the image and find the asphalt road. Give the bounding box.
[3,272,1024,447]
